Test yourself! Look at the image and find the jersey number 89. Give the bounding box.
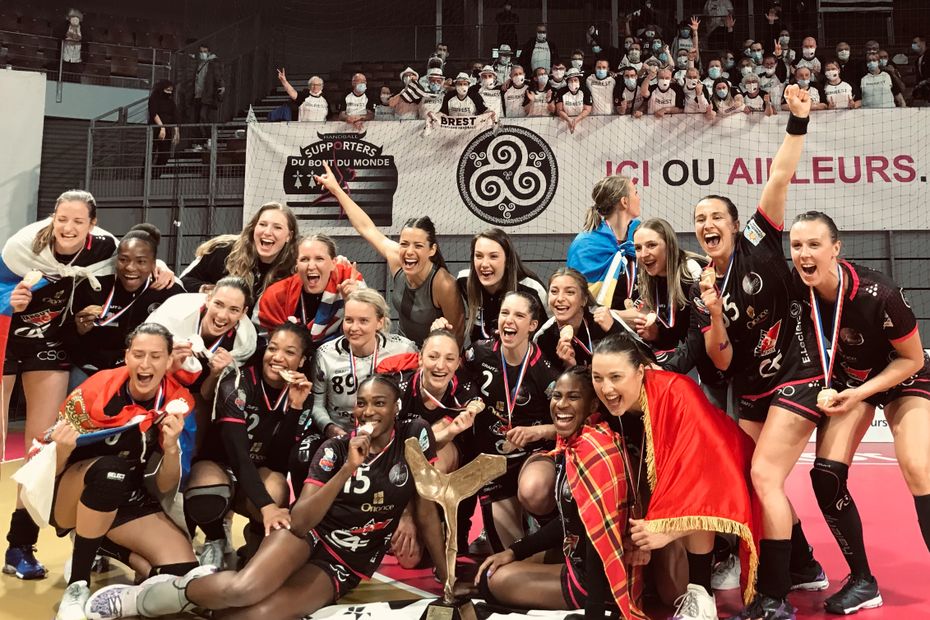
[332,374,358,395]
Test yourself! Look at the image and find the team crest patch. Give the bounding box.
[234,389,247,410]
[744,219,765,246]
[418,427,430,452]
[754,319,781,357]
[389,463,409,487]
[319,447,336,472]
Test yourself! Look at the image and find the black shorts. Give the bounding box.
[306,538,363,601]
[3,336,71,375]
[51,479,162,537]
[478,452,526,505]
[737,375,825,424]
[560,559,588,609]
[862,370,930,408]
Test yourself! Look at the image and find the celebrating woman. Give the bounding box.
[788,211,930,614]
[86,375,447,620]
[180,202,298,303]
[457,228,548,345]
[693,86,828,619]
[310,289,419,438]
[45,323,197,619]
[185,322,315,570]
[463,291,558,551]
[313,161,464,345]
[258,234,363,356]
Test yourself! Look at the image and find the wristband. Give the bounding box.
[786,113,809,135]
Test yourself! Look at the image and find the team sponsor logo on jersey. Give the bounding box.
[418,427,430,452]
[457,126,559,226]
[842,365,871,385]
[743,220,766,246]
[349,518,392,535]
[146,302,163,314]
[319,447,336,472]
[19,308,62,326]
[839,328,864,346]
[235,389,247,410]
[789,301,802,318]
[388,462,409,487]
[754,319,781,357]
[281,131,398,226]
[693,296,709,315]
[883,312,894,328]
[742,272,763,295]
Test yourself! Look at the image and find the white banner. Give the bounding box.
[244,111,929,235]
[0,70,45,245]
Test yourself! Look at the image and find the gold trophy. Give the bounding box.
[404,427,506,620]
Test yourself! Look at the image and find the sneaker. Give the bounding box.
[136,565,216,617]
[671,583,718,619]
[467,530,492,556]
[198,539,226,570]
[85,575,174,619]
[824,574,883,615]
[739,594,796,620]
[3,545,47,579]
[790,557,829,591]
[711,554,741,591]
[56,580,91,620]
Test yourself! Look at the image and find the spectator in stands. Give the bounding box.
[524,67,554,116]
[434,42,450,70]
[548,60,568,94]
[782,66,825,111]
[741,73,775,115]
[468,61,484,87]
[586,58,616,116]
[374,84,395,121]
[682,67,712,117]
[671,19,696,57]
[622,40,644,73]
[823,60,859,110]
[638,67,683,118]
[778,28,797,65]
[519,23,559,73]
[148,80,178,178]
[861,51,904,108]
[640,58,661,89]
[477,65,504,119]
[737,58,757,83]
[418,56,445,90]
[495,2,519,51]
[796,36,822,80]
[277,71,330,122]
[502,64,528,118]
[569,49,586,74]
[702,0,733,48]
[673,49,692,85]
[493,44,514,85]
[439,73,489,117]
[191,44,225,152]
[879,49,907,98]
[58,8,86,81]
[710,77,743,116]
[749,40,765,71]
[407,67,446,119]
[759,51,786,106]
[555,67,591,133]
[337,73,375,130]
[616,66,640,115]
[587,26,622,70]
[703,58,727,92]
[911,36,929,104]
[388,67,420,120]
[835,41,861,86]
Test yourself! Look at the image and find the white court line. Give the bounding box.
[370,571,436,599]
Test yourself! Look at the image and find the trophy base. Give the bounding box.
[419,598,478,620]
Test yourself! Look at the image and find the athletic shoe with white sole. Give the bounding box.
[739,594,797,620]
[85,574,175,620]
[198,539,226,570]
[57,580,91,620]
[672,583,719,620]
[824,574,883,615]
[711,554,741,591]
[790,556,829,592]
[135,564,216,616]
[3,544,47,579]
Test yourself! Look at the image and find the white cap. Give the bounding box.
[499,44,512,53]
[399,66,419,80]
[565,67,583,79]
[480,65,496,76]
[454,72,471,83]
[426,67,444,78]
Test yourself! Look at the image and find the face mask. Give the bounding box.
[681,29,691,38]
[537,75,549,87]
[69,16,80,26]
[552,69,565,80]
[880,58,888,67]
[456,85,469,96]
[595,68,608,79]
[658,52,668,62]
[512,74,525,86]
[686,78,698,89]
[380,94,391,104]
[356,83,367,94]
[482,78,495,89]
[645,30,655,39]
[592,45,602,54]
[740,66,753,77]
[572,59,584,69]
[657,78,671,89]
[624,40,633,50]
[825,69,839,80]
[913,43,922,53]
[797,78,809,88]
[867,61,880,72]
[708,66,722,79]
[624,77,637,89]
[568,80,580,93]
[764,67,776,76]
[429,81,442,93]
[837,50,850,61]
[537,33,547,42]
[725,57,735,69]
[500,55,511,65]
[803,46,816,59]
[677,56,689,68]
[779,36,790,46]
[199,52,209,60]
[628,51,641,62]
[716,88,728,99]
[653,41,663,52]
[745,83,759,93]
[751,51,763,62]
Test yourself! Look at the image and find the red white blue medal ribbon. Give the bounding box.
[94,277,151,327]
[655,286,676,329]
[717,251,736,297]
[349,346,379,391]
[500,343,531,427]
[261,380,289,412]
[198,316,226,354]
[810,265,845,389]
[416,371,464,411]
[572,320,593,356]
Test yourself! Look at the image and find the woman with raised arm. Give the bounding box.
[313,161,464,346]
[692,86,829,619]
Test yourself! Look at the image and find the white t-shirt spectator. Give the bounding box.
[758,74,783,107]
[823,81,855,109]
[795,57,822,78]
[401,82,443,119]
[440,88,487,116]
[478,85,504,118]
[297,92,330,122]
[531,43,552,74]
[645,83,684,114]
[742,90,768,111]
[523,86,553,116]
[615,83,639,114]
[682,85,709,113]
[585,74,617,115]
[782,84,821,106]
[860,72,895,108]
[338,91,374,118]
[556,86,592,117]
[504,83,529,117]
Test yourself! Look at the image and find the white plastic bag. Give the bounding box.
[11,440,58,528]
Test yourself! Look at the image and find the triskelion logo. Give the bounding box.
[282,132,398,226]
[457,126,558,226]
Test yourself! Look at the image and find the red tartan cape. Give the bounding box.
[640,369,762,604]
[558,422,647,620]
[59,367,194,434]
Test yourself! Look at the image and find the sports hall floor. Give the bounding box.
[1,431,926,620]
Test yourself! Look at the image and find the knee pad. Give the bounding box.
[98,537,134,565]
[149,561,200,577]
[184,484,232,525]
[81,455,133,513]
[810,458,851,516]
